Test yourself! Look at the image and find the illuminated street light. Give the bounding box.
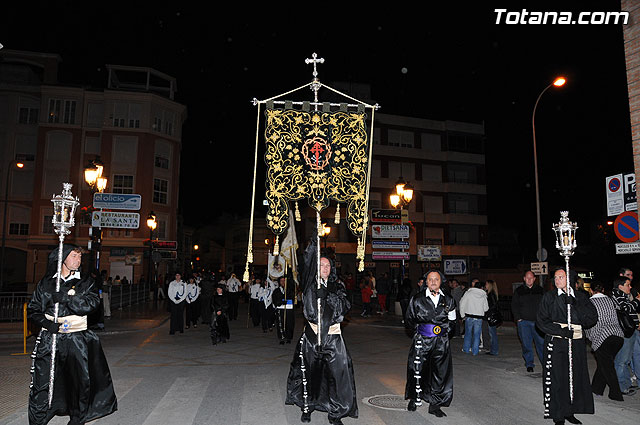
[532,76,567,270]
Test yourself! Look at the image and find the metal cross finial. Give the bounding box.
[305,53,325,106]
[305,53,325,79]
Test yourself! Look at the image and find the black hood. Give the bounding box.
[46,243,80,275]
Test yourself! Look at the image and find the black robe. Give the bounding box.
[536,289,598,421]
[272,285,295,342]
[200,279,215,324]
[286,240,357,421]
[404,289,456,409]
[27,270,117,425]
[210,292,230,343]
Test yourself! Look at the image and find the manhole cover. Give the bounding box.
[363,394,407,411]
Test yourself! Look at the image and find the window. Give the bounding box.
[9,223,29,235]
[155,155,169,169]
[113,175,134,194]
[164,111,174,135]
[421,133,441,151]
[43,215,54,234]
[18,107,38,124]
[446,133,484,154]
[388,129,414,148]
[113,102,127,127]
[87,103,104,128]
[48,99,76,124]
[85,137,101,155]
[154,116,162,132]
[153,178,168,204]
[448,194,478,214]
[128,104,141,128]
[422,164,442,182]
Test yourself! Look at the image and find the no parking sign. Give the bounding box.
[614,211,639,243]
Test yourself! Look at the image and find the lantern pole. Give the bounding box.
[552,210,578,404]
[48,183,79,407]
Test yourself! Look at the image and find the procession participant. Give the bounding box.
[404,270,456,418]
[249,277,262,327]
[185,277,201,329]
[27,244,117,425]
[226,273,242,320]
[286,237,357,425]
[272,275,295,344]
[210,284,230,344]
[168,272,187,335]
[259,277,276,333]
[536,268,598,425]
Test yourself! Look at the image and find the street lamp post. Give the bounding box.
[84,157,107,273]
[147,212,157,302]
[532,77,566,277]
[320,223,331,249]
[0,160,25,291]
[390,177,413,282]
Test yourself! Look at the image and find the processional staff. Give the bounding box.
[48,183,80,406]
[552,211,578,404]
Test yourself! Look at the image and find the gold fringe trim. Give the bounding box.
[243,263,250,283]
[334,203,340,224]
[358,259,364,272]
[295,201,301,222]
[273,235,280,256]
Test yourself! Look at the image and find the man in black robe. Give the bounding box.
[405,270,456,418]
[27,244,117,425]
[199,272,215,325]
[210,284,230,344]
[272,276,295,344]
[286,237,357,425]
[536,268,598,425]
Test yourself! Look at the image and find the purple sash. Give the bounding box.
[418,323,444,337]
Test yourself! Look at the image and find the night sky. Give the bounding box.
[2,2,634,270]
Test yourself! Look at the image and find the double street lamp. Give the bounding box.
[147,212,157,302]
[532,76,566,267]
[0,160,25,291]
[84,157,107,273]
[389,177,413,281]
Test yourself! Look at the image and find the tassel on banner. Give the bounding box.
[243,263,250,282]
[334,203,341,224]
[295,201,301,222]
[358,259,364,272]
[273,235,280,256]
[247,244,253,263]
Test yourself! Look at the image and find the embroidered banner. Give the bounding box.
[264,109,369,236]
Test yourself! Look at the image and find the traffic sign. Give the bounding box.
[615,242,640,254]
[91,211,140,229]
[93,193,142,210]
[614,211,639,243]
[444,259,467,275]
[371,251,410,260]
[371,209,402,223]
[531,262,549,275]
[372,240,410,249]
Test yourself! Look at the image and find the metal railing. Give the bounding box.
[0,292,31,322]
[0,281,152,321]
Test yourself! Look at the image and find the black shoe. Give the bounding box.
[329,418,343,425]
[621,388,637,396]
[429,407,446,417]
[565,415,582,425]
[554,421,565,425]
[279,341,285,345]
[407,400,417,411]
[301,411,311,423]
[527,367,534,372]
[286,340,292,344]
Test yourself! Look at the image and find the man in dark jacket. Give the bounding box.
[512,270,545,372]
[611,276,640,395]
[376,272,391,314]
[27,244,117,425]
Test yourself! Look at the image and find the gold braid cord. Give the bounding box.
[264,109,369,237]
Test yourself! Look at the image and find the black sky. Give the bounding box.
[1,2,634,259]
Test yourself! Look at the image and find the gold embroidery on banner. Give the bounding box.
[264,109,368,236]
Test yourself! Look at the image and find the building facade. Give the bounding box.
[0,51,186,290]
